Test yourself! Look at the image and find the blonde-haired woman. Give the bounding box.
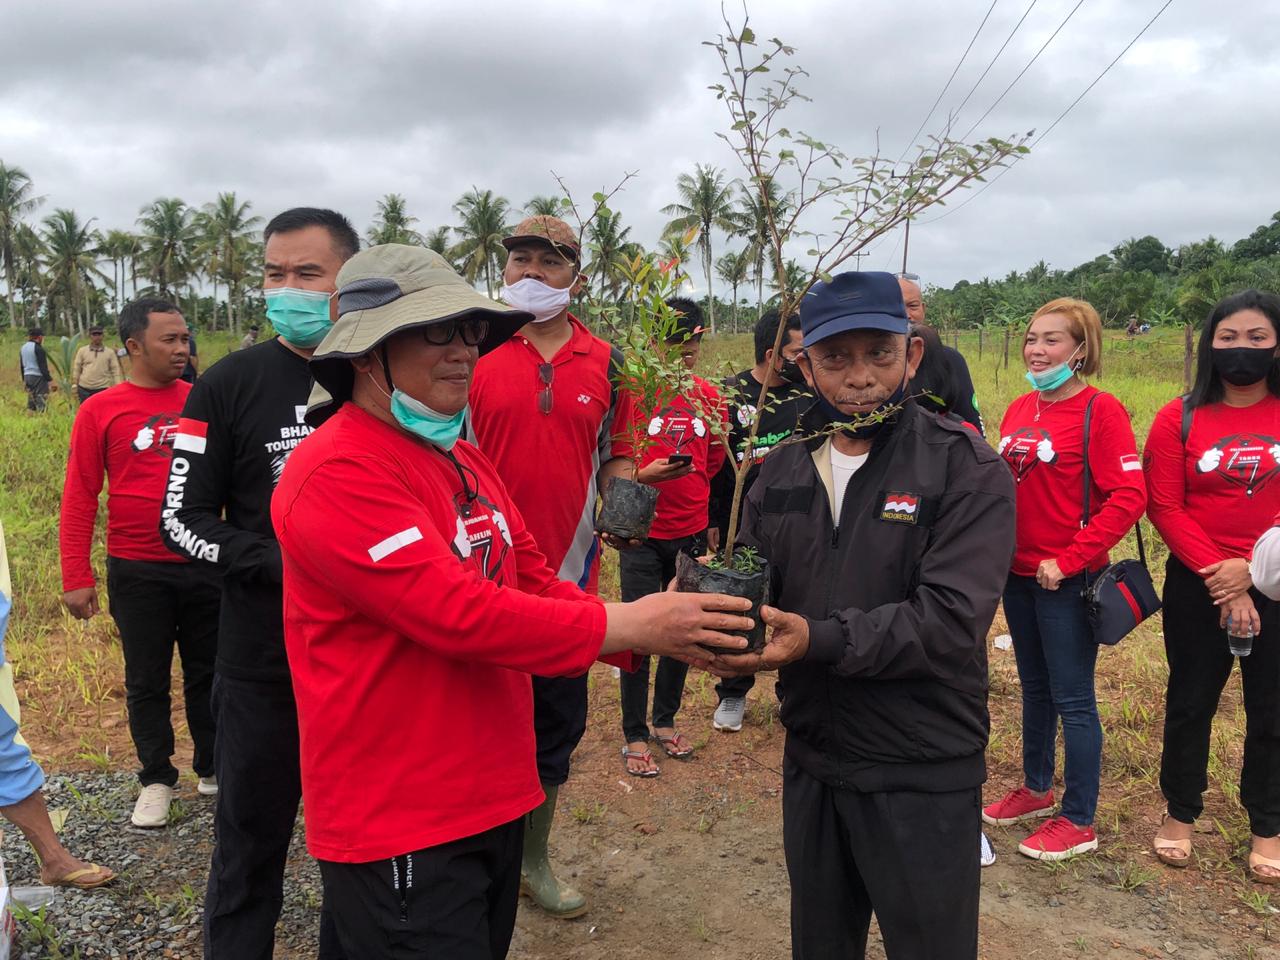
[984,298,1147,860]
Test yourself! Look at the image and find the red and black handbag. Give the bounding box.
[1080,394,1162,646]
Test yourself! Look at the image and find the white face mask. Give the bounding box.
[499,277,572,324]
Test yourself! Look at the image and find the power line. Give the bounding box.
[896,0,1000,166]
[919,0,1176,226]
[960,0,1088,142]
[950,0,1040,124]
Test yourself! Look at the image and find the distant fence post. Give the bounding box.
[1003,325,1011,369]
[1183,323,1194,393]
[978,327,984,360]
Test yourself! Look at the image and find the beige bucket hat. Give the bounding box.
[307,244,532,424]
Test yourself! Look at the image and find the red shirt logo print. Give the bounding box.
[997,427,1060,482]
[1195,433,1280,497]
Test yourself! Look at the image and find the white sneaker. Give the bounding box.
[197,776,218,796]
[713,697,746,733]
[131,783,174,828]
[980,832,997,867]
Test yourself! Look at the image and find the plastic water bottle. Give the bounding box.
[1228,616,1254,658]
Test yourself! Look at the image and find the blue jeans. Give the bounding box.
[1003,573,1102,827]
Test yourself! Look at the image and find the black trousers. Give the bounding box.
[1160,556,1280,835]
[76,385,106,404]
[204,673,343,959]
[104,557,218,787]
[23,374,47,412]
[783,757,981,960]
[320,818,523,960]
[532,674,588,786]
[618,534,702,743]
[715,672,756,702]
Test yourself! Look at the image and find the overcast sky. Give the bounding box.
[2,0,1277,293]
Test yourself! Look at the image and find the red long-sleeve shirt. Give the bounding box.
[1144,394,1280,573]
[611,377,728,540]
[60,381,192,591]
[997,386,1147,578]
[271,404,612,863]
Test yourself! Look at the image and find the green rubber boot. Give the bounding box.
[519,784,588,919]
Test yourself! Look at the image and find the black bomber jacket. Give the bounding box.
[739,400,1016,793]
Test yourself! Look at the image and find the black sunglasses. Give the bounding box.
[538,363,554,415]
[423,316,490,347]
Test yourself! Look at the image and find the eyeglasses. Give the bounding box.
[538,362,554,415]
[423,316,490,347]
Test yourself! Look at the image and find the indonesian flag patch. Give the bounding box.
[880,491,920,525]
[173,418,208,455]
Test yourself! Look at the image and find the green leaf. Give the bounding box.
[739,26,755,43]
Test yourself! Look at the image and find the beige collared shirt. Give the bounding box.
[73,344,122,390]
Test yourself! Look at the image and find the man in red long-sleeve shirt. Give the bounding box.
[59,298,220,830]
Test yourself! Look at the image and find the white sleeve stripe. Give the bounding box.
[368,526,423,562]
[1121,461,1142,472]
[174,434,207,454]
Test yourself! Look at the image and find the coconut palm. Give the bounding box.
[715,249,751,333]
[137,198,195,297]
[586,210,633,302]
[737,177,790,322]
[660,164,740,335]
[98,229,139,317]
[198,193,261,332]
[42,208,106,334]
[0,162,44,328]
[367,193,423,246]
[450,188,510,296]
[524,195,562,217]
[12,223,46,321]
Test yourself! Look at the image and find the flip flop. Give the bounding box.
[622,747,659,778]
[44,863,116,890]
[656,733,694,760]
[1249,850,1280,884]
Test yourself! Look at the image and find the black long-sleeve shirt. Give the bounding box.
[160,338,314,682]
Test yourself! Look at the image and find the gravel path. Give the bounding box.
[4,773,323,959]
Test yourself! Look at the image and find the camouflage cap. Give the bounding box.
[501,215,580,259]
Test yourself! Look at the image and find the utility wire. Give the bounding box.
[950,0,1040,124]
[919,0,1176,226]
[896,0,1000,166]
[960,0,1088,141]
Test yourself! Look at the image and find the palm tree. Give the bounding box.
[12,223,46,322]
[715,249,751,333]
[42,208,106,334]
[137,198,195,297]
[98,229,138,318]
[660,164,740,335]
[367,193,423,246]
[450,188,510,296]
[737,178,790,323]
[422,226,459,271]
[586,210,632,302]
[770,258,807,306]
[0,162,44,328]
[199,193,261,332]
[524,195,562,217]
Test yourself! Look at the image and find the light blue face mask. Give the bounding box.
[264,287,334,348]
[1025,342,1083,392]
[389,389,467,451]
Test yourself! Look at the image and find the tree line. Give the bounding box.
[0,159,808,338]
[928,216,1280,329]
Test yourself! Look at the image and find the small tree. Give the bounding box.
[705,9,1030,565]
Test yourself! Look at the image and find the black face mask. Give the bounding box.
[1212,346,1276,387]
[778,357,804,385]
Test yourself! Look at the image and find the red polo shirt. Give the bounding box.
[470,316,619,590]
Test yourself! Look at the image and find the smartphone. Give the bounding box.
[667,454,693,467]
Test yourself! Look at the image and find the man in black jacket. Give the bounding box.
[161,207,357,960]
[714,270,1015,959]
[898,273,983,433]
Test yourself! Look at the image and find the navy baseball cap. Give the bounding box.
[800,270,909,347]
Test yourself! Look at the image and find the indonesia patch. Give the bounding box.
[368,526,424,562]
[880,492,920,525]
[173,418,208,454]
[1120,454,1142,473]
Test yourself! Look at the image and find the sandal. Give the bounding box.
[1153,816,1193,868]
[656,732,694,760]
[1250,850,1280,884]
[43,863,116,890]
[622,747,659,778]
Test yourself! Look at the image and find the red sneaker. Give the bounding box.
[982,787,1055,826]
[1017,817,1098,861]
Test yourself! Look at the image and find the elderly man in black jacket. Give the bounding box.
[714,270,1016,960]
